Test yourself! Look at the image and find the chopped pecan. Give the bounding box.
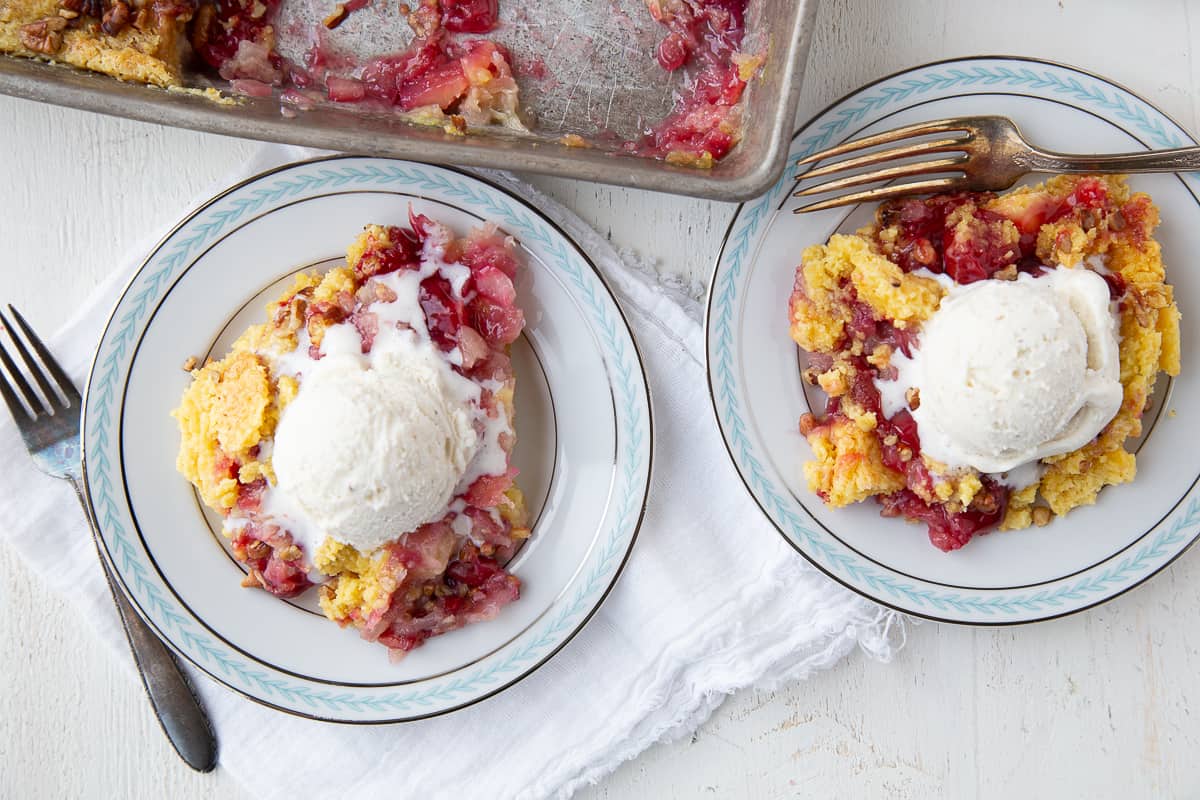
[1129,289,1163,328]
[798,412,818,436]
[272,295,308,334]
[81,0,103,19]
[972,490,998,515]
[244,540,271,560]
[191,3,214,54]
[101,0,130,34]
[19,17,68,54]
[152,0,196,20]
[323,2,348,28]
[403,0,439,37]
[305,297,350,344]
[912,239,937,266]
[277,545,302,562]
[373,282,397,303]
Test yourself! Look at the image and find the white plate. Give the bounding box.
[82,156,652,721]
[707,57,1200,624]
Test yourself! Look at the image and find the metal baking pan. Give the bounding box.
[0,0,816,200]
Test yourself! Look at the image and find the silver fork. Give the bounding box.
[0,306,216,772]
[793,115,1200,213]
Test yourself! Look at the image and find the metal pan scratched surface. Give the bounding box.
[0,0,816,200]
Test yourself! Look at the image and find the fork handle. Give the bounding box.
[1028,145,1200,174]
[70,479,218,773]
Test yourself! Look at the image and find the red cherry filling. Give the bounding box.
[942,220,1018,284]
[808,334,1010,551]
[878,483,1007,552]
[440,0,498,32]
[230,524,312,598]
[354,227,421,280]
[192,0,282,74]
[656,32,690,71]
[360,36,473,111]
[195,0,752,169]
[1046,176,1109,223]
[471,265,516,305]
[361,39,441,105]
[877,193,1025,283]
[375,541,520,655]
[640,0,750,162]
[359,34,511,112]
[326,76,366,103]
[463,469,516,508]
[844,296,919,358]
[400,59,470,110]
[459,227,518,277]
[419,275,466,351]
[1101,271,1127,301]
[468,297,524,345]
[876,179,1118,286]
[235,476,267,512]
[445,545,504,588]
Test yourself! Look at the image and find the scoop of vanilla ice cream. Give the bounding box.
[886,267,1122,474]
[271,339,479,553]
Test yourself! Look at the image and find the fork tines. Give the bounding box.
[793,117,978,213]
[0,305,75,421]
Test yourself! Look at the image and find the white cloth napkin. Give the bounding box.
[0,145,903,799]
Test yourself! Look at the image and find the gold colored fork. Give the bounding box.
[792,115,1200,213]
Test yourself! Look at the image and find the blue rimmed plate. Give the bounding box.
[82,156,651,721]
[707,56,1200,624]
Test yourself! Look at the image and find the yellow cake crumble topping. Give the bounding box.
[174,214,529,656]
[1,0,193,86]
[789,175,1180,551]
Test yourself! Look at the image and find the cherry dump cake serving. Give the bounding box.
[175,211,528,658]
[789,175,1181,551]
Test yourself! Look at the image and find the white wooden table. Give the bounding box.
[3,0,1199,796]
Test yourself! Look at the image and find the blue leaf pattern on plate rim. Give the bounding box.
[708,57,1200,622]
[82,159,651,720]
